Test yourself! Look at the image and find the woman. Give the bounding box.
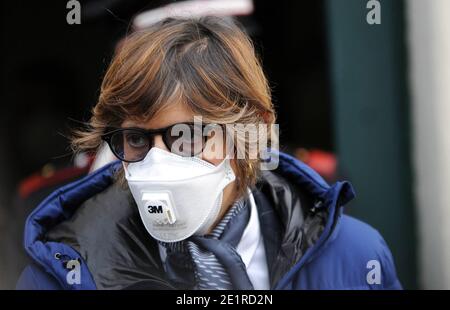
[17,16,401,290]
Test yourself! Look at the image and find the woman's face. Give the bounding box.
[121,101,226,166]
[121,101,238,228]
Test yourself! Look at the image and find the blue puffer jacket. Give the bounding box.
[16,151,402,290]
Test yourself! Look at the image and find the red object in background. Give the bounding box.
[294,148,337,182]
[18,154,94,200]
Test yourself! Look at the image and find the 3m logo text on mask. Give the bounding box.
[148,205,163,214]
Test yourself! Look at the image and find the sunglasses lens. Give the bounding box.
[110,130,151,162]
[164,123,206,157]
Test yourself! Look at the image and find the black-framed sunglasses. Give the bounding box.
[101,122,221,162]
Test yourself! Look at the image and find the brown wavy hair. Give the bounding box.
[72,16,276,197]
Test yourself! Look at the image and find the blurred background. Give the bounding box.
[1,0,449,289]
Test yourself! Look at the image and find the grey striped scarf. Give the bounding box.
[160,197,250,289]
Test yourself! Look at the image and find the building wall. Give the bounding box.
[407,0,450,289]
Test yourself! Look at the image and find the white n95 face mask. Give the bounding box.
[123,147,236,243]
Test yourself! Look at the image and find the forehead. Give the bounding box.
[122,101,195,129]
